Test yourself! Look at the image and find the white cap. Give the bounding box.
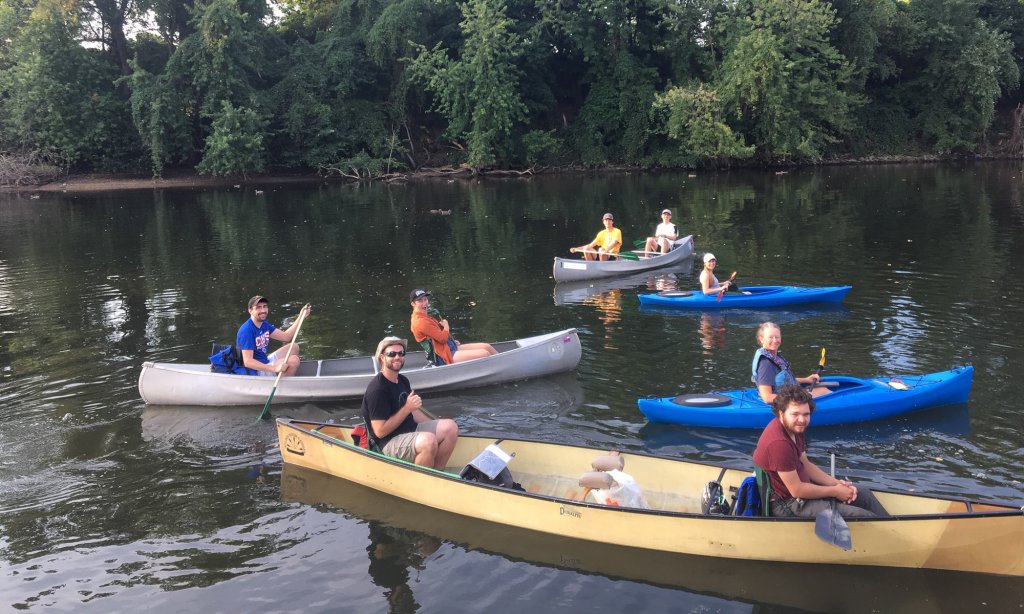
[703,253,716,264]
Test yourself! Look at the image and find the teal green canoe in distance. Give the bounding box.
[638,366,974,428]
[638,285,852,309]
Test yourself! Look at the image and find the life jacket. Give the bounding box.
[751,348,796,388]
[209,344,256,375]
[732,475,762,516]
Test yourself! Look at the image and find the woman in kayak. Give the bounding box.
[700,253,748,296]
[753,322,831,403]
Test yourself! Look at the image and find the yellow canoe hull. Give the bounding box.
[276,418,1024,576]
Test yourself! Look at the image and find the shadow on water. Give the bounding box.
[280,464,1024,614]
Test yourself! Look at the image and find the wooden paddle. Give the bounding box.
[570,247,639,261]
[716,272,737,302]
[400,390,437,420]
[256,304,310,421]
[814,453,853,550]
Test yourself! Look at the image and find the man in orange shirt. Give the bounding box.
[409,289,497,365]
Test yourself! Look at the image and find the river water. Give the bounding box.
[1,164,1023,612]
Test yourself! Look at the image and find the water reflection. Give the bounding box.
[366,523,439,612]
[698,313,727,353]
[551,260,694,306]
[281,464,1024,613]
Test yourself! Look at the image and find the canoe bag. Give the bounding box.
[460,444,525,491]
[702,481,731,515]
[209,343,256,375]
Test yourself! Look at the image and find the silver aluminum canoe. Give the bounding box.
[139,328,582,406]
[552,235,694,282]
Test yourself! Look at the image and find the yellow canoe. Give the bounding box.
[276,418,1024,577]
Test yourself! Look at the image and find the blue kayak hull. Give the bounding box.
[637,366,974,428]
[638,285,852,309]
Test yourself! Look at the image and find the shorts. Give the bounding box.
[382,420,441,461]
[257,352,280,377]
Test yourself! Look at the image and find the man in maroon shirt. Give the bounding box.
[753,385,889,518]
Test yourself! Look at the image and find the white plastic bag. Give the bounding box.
[590,469,649,509]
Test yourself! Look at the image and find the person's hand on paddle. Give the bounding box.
[402,389,423,414]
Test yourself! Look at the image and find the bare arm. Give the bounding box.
[777,466,854,502]
[700,271,728,295]
[269,304,311,343]
[241,348,277,373]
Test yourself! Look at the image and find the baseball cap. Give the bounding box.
[703,253,716,264]
[661,209,672,215]
[409,288,431,302]
[375,336,408,356]
[602,212,614,220]
[247,295,269,309]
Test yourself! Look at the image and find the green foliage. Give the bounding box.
[128,63,194,175]
[715,0,862,160]
[409,0,527,168]
[652,84,754,165]
[196,101,267,175]
[3,0,1024,174]
[0,0,142,169]
[520,129,563,165]
[887,0,1019,151]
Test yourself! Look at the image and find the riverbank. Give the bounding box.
[0,153,999,194]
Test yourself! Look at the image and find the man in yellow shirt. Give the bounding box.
[571,212,623,261]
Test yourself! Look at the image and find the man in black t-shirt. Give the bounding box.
[361,336,459,469]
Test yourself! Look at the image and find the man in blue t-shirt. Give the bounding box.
[236,295,310,376]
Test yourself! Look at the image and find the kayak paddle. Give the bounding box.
[814,453,853,550]
[256,304,310,421]
[716,272,737,302]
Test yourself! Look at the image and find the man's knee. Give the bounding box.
[438,419,459,439]
[415,432,439,453]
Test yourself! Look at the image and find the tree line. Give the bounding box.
[1,0,1022,179]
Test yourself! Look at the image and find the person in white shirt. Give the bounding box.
[642,209,678,257]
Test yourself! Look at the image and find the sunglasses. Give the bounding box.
[383,350,406,357]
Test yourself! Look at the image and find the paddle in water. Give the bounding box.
[256,304,311,421]
[814,452,853,550]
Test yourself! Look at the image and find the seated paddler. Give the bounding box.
[236,296,310,376]
[753,321,831,403]
[753,384,889,519]
[361,336,459,470]
[409,289,497,364]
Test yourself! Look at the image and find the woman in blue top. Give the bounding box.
[753,322,830,403]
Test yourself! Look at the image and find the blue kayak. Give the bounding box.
[637,366,973,428]
[637,285,852,309]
